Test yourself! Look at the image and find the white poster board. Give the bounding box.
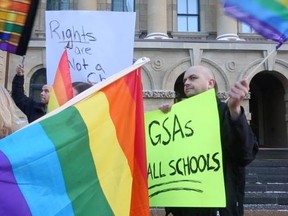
[45,11,136,84]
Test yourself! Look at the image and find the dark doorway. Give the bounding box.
[174,72,186,103]
[249,72,287,148]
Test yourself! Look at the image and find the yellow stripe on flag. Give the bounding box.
[277,0,288,7]
[75,92,132,216]
[47,89,60,111]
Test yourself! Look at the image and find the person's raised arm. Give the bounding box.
[12,64,32,113]
[16,64,24,76]
[227,78,249,120]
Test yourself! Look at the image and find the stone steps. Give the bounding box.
[150,207,288,216]
[244,151,288,212]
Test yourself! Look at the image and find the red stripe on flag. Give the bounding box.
[103,69,149,215]
[125,69,150,216]
[52,49,73,107]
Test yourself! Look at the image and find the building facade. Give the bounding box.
[2,0,288,148]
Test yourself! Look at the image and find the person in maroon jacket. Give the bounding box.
[162,65,258,216]
[12,64,50,123]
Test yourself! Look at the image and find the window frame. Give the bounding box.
[177,0,200,32]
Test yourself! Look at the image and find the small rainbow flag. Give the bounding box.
[0,0,39,55]
[223,0,288,47]
[48,49,73,112]
[0,65,150,215]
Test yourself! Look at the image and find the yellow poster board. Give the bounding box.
[145,89,226,207]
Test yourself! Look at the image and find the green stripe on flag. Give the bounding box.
[41,106,114,216]
[255,0,288,21]
[4,23,23,34]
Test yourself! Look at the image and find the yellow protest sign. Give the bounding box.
[145,89,226,207]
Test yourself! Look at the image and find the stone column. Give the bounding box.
[77,0,97,10]
[146,0,169,39]
[216,0,242,41]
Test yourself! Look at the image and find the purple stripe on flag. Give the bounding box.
[0,43,17,54]
[0,151,31,216]
[224,4,287,44]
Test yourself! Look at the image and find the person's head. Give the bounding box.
[40,85,51,104]
[72,82,93,97]
[0,85,21,138]
[183,65,216,97]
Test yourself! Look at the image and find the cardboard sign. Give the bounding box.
[145,89,226,207]
[45,11,135,84]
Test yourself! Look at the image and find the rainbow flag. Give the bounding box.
[0,0,39,55]
[223,0,288,47]
[48,49,73,112]
[0,65,150,215]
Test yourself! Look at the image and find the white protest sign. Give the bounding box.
[45,11,135,84]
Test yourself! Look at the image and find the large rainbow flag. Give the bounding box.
[0,0,39,55]
[48,49,73,112]
[0,61,150,215]
[223,0,288,47]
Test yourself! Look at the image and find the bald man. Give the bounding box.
[12,64,50,123]
[163,65,258,216]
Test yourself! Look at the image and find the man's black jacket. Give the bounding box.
[166,99,259,216]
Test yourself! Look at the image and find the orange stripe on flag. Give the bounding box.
[103,68,150,216]
[48,49,73,112]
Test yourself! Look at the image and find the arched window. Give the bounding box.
[29,68,47,102]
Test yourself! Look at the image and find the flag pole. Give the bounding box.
[224,46,277,103]
[245,47,277,81]
[21,55,26,65]
[28,57,150,125]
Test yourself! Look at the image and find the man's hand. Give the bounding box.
[159,103,172,113]
[16,64,24,76]
[227,79,249,120]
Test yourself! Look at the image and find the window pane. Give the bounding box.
[177,0,199,32]
[112,0,134,12]
[178,16,188,32]
[125,0,134,11]
[46,0,58,10]
[241,23,254,33]
[47,0,70,10]
[177,0,187,14]
[60,0,70,10]
[188,16,198,32]
[112,0,123,11]
[188,0,198,14]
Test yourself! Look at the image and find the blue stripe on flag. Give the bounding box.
[0,123,75,216]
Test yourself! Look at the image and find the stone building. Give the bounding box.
[1,0,288,149]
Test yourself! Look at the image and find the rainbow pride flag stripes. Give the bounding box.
[0,67,150,216]
[223,0,288,46]
[48,49,73,112]
[0,0,39,55]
